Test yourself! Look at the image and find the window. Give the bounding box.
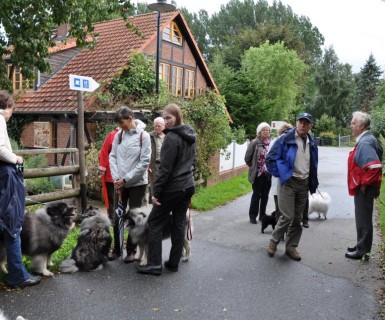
[163,22,183,46]
[159,63,170,91]
[34,122,52,148]
[184,70,195,98]
[7,65,32,91]
[171,66,183,96]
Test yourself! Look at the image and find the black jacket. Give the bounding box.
[153,124,196,198]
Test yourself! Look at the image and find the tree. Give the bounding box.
[205,0,324,66]
[310,46,355,127]
[355,54,383,112]
[223,41,307,138]
[0,0,134,91]
[370,79,385,138]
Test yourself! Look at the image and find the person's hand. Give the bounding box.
[98,169,105,177]
[152,196,161,206]
[360,185,367,194]
[114,179,124,190]
[148,168,152,175]
[16,156,23,164]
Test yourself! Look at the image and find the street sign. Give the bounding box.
[69,74,100,92]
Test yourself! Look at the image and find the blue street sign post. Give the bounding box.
[69,74,100,213]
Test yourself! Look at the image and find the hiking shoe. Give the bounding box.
[267,240,278,257]
[302,221,309,228]
[285,249,301,261]
[108,252,121,261]
[124,254,136,264]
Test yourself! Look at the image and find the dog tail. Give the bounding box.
[59,258,79,273]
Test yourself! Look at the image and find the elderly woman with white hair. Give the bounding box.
[244,122,272,224]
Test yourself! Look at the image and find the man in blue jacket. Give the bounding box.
[265,113,318,261]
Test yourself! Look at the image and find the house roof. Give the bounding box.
[15,10,218,114]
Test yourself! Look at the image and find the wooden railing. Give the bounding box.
[15,148,80,206]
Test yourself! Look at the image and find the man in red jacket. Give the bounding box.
[98,128,120,260]
[346,111,383,260]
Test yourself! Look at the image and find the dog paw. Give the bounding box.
[41,270,54,277]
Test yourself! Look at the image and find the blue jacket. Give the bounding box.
[0,162,26,237]
[266,128,319,194]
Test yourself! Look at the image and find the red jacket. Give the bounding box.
[99,129,119,183]
[347,133,382,196]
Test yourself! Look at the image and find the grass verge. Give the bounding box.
[191,171,251,211]
[377,182,385,319]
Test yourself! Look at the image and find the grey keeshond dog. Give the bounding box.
[0,202,76,277]
[59,206,111,273]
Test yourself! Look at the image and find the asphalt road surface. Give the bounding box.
[0,147,383,320]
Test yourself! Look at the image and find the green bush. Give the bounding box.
[25,177,56,195]
[24,154,56,195]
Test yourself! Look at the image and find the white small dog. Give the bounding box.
[0,309,25,320]
[308,192,331,219]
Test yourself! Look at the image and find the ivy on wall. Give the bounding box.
[7,114,34,146]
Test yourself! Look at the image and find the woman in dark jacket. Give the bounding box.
[0,90,41,288]
[137,104,196,275]
[244,122,272,224]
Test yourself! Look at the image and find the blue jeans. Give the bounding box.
[1,227,30,286]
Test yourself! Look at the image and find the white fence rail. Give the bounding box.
[220,140,248,172]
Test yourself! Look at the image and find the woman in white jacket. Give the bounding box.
[109,106,151,262]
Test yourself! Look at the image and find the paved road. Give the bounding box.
[0,147,383,320]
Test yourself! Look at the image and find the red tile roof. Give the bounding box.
[16,10,208,113]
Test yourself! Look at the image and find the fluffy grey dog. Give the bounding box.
[59,206,111,273]
[0,202,76,277]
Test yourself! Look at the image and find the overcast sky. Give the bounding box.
[170,0,385,74]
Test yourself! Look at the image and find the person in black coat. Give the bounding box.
[137,104,196,275]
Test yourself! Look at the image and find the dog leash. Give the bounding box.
[186,201,193,241]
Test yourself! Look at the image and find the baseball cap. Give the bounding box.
[296,112,313,123]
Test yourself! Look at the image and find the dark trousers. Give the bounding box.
[354,186,376,254]
[249,173,271,221]
[112,184,147,255]
[147,187,195,266]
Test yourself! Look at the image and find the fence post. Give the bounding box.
[77,91,87,212]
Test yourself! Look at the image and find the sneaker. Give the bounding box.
[285,249,301,261]
[9,275,41,289]
[302,221,309,228]
[108,252,121,261]
[267,240,277,257]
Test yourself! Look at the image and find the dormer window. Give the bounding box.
[163,22,182,46]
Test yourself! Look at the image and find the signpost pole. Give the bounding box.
[77,91,87,212]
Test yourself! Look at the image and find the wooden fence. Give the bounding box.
[15,148,80,206]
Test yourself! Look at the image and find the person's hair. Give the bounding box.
[256,122,271,136]
[278,122,293,136]
[163,104,183,126]
[353,111,371,130]
[153,116,165,125]
[113,106,135,123]
[114,106,135,144]
[0,90,15,110]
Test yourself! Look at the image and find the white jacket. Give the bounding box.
[109,119,151,187]
[0,110,17,164]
